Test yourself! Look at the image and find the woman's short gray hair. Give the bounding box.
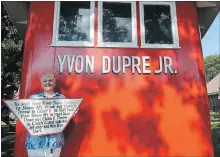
[41,73,56,82]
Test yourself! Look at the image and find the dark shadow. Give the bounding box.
[1,137,15,157]
[1,124,16,157]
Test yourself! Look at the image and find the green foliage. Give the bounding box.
[212,122,220,129]
[204,54,220,83]
[211,118,220,157]
[1,3,23,97]
[210,112,220,120]
[212,126,220,157]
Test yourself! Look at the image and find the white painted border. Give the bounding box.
[97,1,138,48]
[139,1,180,49]
[51,1,95,47]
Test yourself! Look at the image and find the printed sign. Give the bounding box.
[4,99,83,136]
[57,55,178,75]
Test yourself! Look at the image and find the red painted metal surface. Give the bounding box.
[16,1,213,157]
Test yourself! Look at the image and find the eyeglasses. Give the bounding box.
[42,79,55,83]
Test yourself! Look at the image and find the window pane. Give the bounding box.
[103,2,132,43]
[59,2,90,41]
[144,5,173,44]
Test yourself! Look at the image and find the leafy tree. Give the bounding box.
[1,3,23,95]
[1,3,23,123]
[204,54,220,83]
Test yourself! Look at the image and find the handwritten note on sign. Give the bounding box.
[4,99,83,136]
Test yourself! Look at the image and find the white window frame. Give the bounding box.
[98,1,138,48]
[139,1,180,49]
[51,1,95,47]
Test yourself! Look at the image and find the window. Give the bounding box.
[140,2,179,48]
[52,1,95,47]
[98,2,138,48]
